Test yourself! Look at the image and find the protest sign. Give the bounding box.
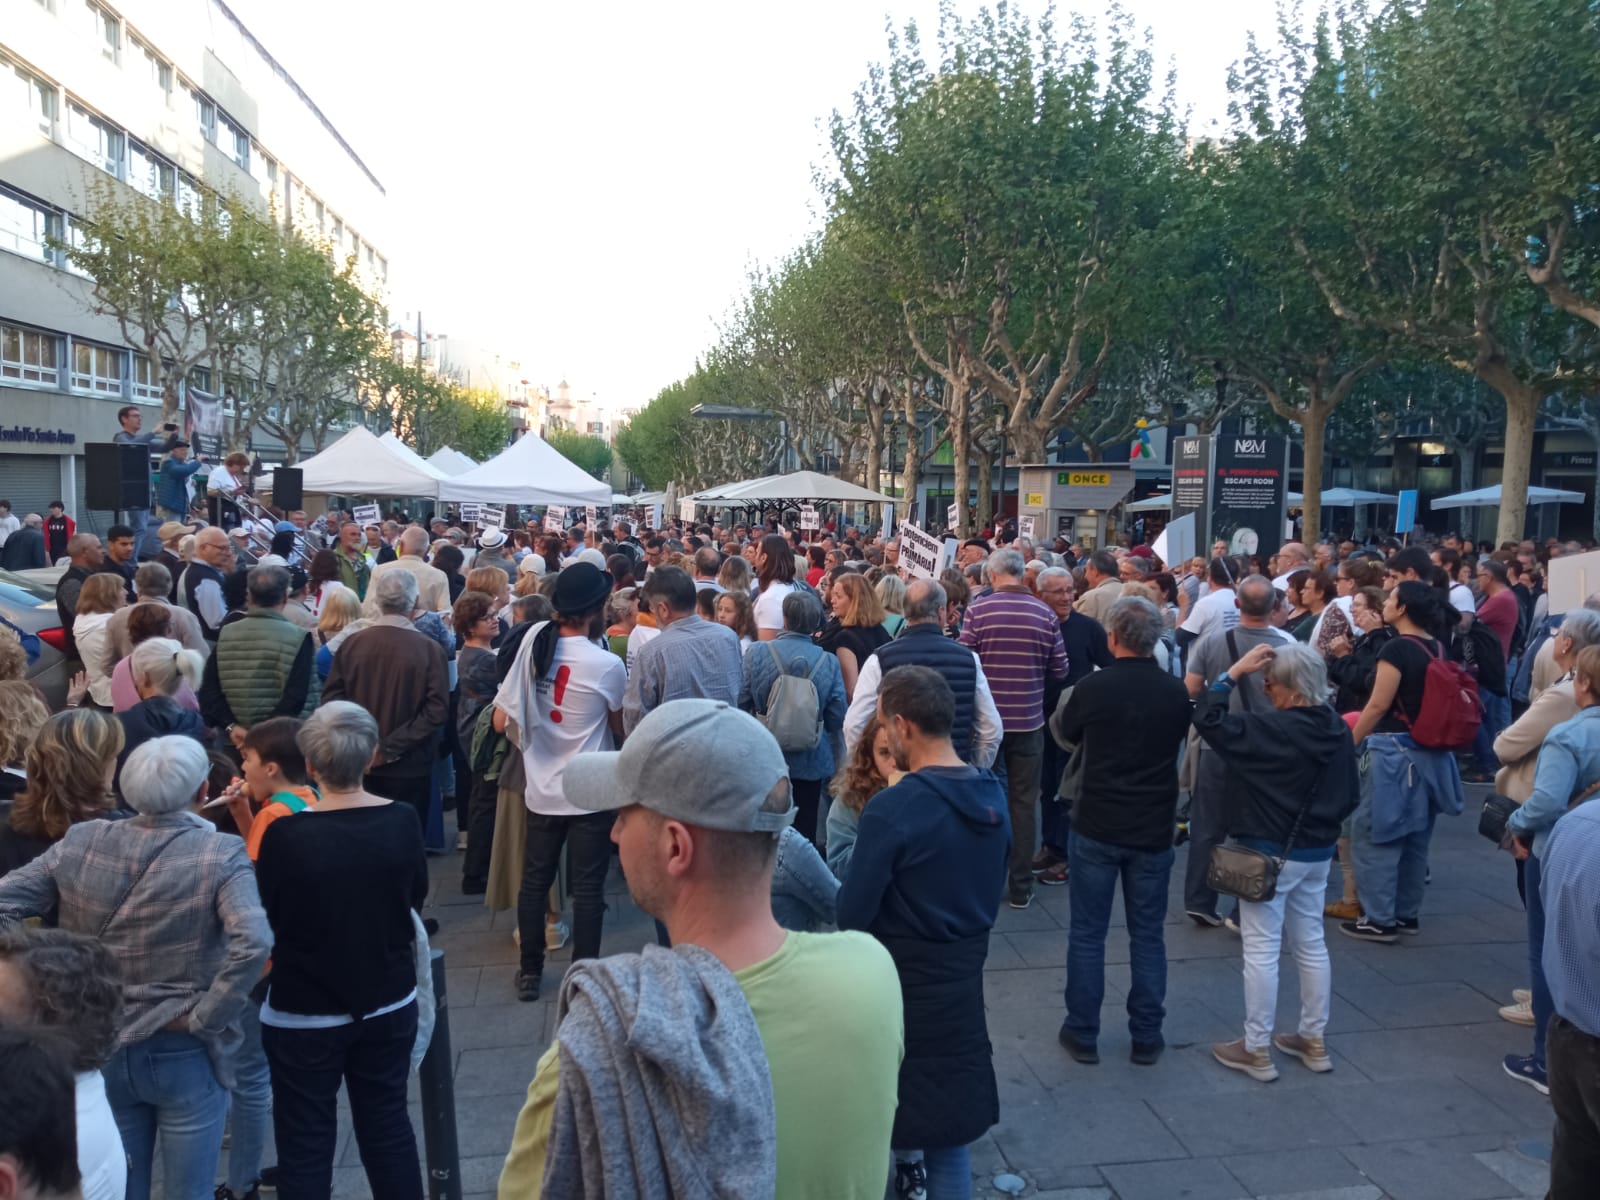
[946,503,959,530]
[799,505,820,531]
[457,502,482,525]
[544,504,568,533]
[352,503,381,528]
[898,522,946,581]
[585,504,598,528]
[1018,514,1036,542]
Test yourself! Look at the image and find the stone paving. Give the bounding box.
[308,781,1555,1199]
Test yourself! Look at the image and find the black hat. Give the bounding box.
[171,439,191,449]
[550,562,612,614]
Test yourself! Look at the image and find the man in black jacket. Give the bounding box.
[1049,595,1193,1067]
[0,514,46,571]
[1035,567,1116,885]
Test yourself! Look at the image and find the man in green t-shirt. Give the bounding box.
[498,700,904,1199]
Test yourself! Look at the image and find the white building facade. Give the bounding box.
[0,0,387,520]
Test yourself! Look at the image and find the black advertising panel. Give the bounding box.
[1169,434,1212,551]
[1210,435,1288,559]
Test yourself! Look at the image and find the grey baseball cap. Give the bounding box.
[563,699,793,833]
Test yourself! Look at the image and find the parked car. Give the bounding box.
[0,568,69,710]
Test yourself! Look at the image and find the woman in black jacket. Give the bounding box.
[1193,641,1359,1085]
[1325,586,1393,714]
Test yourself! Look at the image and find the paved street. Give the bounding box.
[307,782,1554,1200]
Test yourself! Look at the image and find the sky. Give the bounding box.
[228,0,1283,415]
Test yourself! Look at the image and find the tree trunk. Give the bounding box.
[949,396,973,537]
[1490,378,1541,546]
[974,449,994,534]
[901,381,922,510]
[863,396,883,498]
[1299,400,1329,543]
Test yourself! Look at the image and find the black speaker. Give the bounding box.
[272,467,304,511]
[85,443,151,510]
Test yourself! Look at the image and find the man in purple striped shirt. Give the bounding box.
[961,548,1069,908]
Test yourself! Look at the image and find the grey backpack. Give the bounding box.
[760,642,823,753]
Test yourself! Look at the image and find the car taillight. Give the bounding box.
[36,627,67,652]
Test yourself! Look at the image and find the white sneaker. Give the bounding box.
[1498,998,1535,1026]
[1512,987,1532,1005]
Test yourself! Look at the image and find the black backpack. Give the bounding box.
[1453,618,1507,697]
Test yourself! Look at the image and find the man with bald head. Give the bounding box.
[363,524,451,615]
[1273,542,1311,590]
[185,525,237,642]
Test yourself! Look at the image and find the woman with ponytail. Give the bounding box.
[114,637,207,800]
[491,562,625,1002]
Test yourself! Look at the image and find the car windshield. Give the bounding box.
[0,570,57,609]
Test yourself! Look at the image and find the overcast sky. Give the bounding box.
[229,0,1282,413]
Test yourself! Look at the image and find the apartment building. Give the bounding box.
[0,0,387,522]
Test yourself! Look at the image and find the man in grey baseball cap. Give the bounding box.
[500,698,906,1197]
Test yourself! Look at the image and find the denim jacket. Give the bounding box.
[1360,732,1466,845]
[770,827,839,931]
[738,633,845,781]
[1508,705,1600,859]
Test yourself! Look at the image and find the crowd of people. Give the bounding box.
[1,490,1598,1200]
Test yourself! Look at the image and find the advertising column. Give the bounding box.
[1210,435,1288,559]
[1169,435,1212,551]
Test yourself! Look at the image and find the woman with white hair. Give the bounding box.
[1192,641,1359,1084]
[0,734,271,1200]
[254,701,428,1200]
[114,637,206,798]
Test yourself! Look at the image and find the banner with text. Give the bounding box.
[799,505,820,531]
[352,503,381,528]
[585,504,598,528]
[1210,435,1287,559]
[1169,434,1212,553]
[544,504,568,533]
[458,502,483,525]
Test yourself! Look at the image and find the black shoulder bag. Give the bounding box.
[1207,774,1320,904]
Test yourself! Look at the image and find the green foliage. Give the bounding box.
[546,429,613,480]
[614,362,778,492]
[364,360,514,463]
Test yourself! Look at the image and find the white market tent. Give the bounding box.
[1431,484,1585,510]
[438,432,611,506]
[378,432,453,484]
[294,426,444,498]
[693,470,895,505]
[426,446,477,476]
[1320,488,1399,506]
[1124,493,1173,513]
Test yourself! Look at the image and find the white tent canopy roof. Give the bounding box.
[426,447,477,476]
[1319,488,1399,506]
[294,426,444,498]
[377,433,452,482]
[1123,493,1172,512]
[438,432,611,506]
[693,470,895,504]
[1431,485,1585,510]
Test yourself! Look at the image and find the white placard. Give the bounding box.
[544,504,568,533]
[679,498,696,522]
[352,503,381,528]
[947,503,959,530]
[1158,512,1195,572]
[882,503,895,541]
[1018,514,1036,542]
[898,522,947,581]
[584,504,598,529]
[1549,548,1600,615]
[457,502,482,526]
[651,503,663,531]
[799,505,820,532]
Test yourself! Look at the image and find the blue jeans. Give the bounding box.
[1474,686,1511,772]
[1039,732,1068,857]
[925,1144,972,1199]
[228,1002,273,1193]
[262,1001,422,1200]
[1528,852,1554,1069]
[105,1031,229,1200]
[1350,787,1434,927]
[1064,830,1173,1046]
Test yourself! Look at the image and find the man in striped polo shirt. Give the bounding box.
[961,548,1069,908]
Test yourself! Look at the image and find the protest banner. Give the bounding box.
[352,503,381,528]
[544,504,568,533]
[799,505,820,532]
[898,522,946,581]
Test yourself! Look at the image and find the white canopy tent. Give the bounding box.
[1319,488,1399,506]
[1431,484,1585,510]
[438,432,611,506]
[692,470,895,505]
[426,447,477,476]
[1123,493,1173,513]
[378,433,452,484]
[293,426,444,498]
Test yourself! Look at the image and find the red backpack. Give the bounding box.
[1399,635,1483,750]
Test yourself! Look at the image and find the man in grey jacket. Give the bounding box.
[499,700,905,1199]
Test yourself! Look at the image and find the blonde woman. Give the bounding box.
[0,707,122,877]
[73,574,127,709]
[0,680,49,807]
[818,573,891,701]
[877,574,908,638]
[714,589,759,651]
[314,589,368,683]
[717,553,754,599]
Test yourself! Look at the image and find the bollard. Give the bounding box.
[419,948,463,1200]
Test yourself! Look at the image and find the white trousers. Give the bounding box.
[1239,857,1334,1051]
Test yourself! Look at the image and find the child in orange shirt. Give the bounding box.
[215,717,319,861]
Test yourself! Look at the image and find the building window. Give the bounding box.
[0,187,56,262]
[85,2,119,63]
[130,353,161,401]
[190,87,215,142]
[131,37,170,94]
[176,173,202,220]
[66,101,124,175]
[70,340,123,394]
[128,140,175,200]
[219,115,249,171]
[0,325,60,386]
[5,56,56,136]
[189,365,211,392]
[61,214,93,277]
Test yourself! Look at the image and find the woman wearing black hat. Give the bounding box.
[492,563,626,1002]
